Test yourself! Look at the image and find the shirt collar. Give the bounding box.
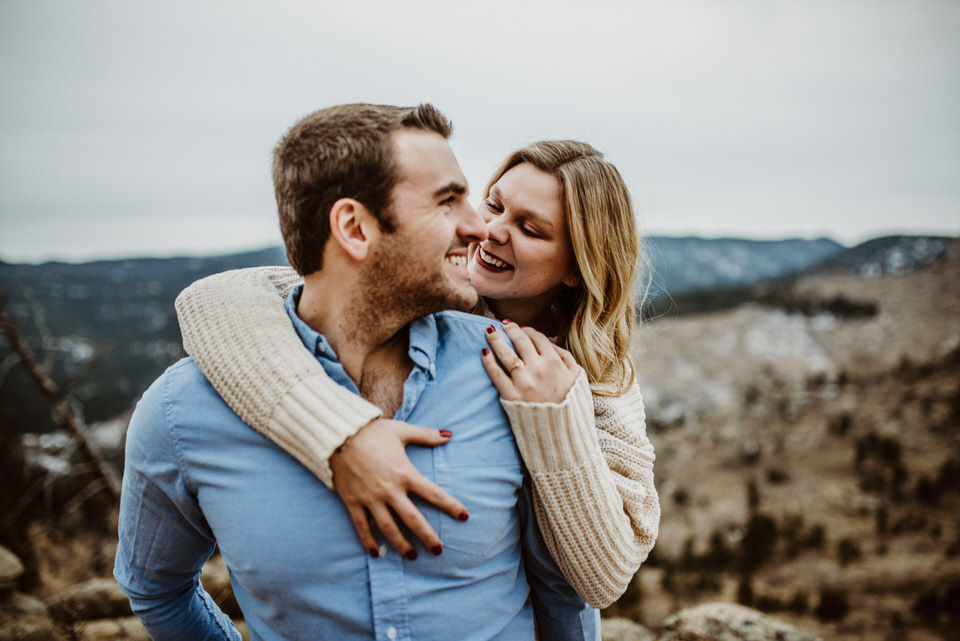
[407,315,438,379]
[285,284,336,359]
[284,284,438,377]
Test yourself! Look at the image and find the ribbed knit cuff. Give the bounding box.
[500,368,603,472]
[267,371,382,488]
[529,469,640,608]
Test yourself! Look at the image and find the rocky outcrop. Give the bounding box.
[72,618,149,641]
[659,603,821,641]
[0,545,61,641]
[0,545,25,592]
[602,617,657,641]
[3,543,822,641]
[48,578,132,622]
[0,545,252,641]
[0,591,61,641]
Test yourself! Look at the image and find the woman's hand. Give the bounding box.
[481,320,580,403]
[329,418,468,560]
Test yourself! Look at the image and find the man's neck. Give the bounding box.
[297,273,412,411]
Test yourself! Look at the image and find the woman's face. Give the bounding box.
[467,162,578,308]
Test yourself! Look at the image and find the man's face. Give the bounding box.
[362,129,487,318]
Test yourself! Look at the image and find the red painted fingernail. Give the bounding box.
[404,550,418,561]
[458,511,469,522]
[482,347,490,356]
[439,429,452,438]
[369,548,380,558]
[431,544,443,556]
[486,325,495,334]
[502,318,512,324]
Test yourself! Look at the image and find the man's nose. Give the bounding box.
[457,201,488,243]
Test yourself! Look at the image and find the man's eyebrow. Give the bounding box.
[434,182,468,198]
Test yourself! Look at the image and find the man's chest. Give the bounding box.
[358,350,413,417]
[177,351,539,640]
[359,367,406,417]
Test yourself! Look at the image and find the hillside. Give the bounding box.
[0,236,854,435]
[0,247,287,432]
[649,234,952,318]
[623,239,960,640]
[1,235,957,639]
[644,236,844,299]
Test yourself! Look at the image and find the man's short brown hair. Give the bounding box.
[273,103,453,275]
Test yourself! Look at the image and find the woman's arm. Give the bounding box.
[174,267,466,559]
[174,266,382,487]
[484,323,660,609]
[502,373,659,609]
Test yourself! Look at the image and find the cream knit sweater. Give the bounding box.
[174,266,660,608]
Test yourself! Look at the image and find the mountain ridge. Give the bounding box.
[0,234,953,435]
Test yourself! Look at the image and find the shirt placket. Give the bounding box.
[368,339,430,641]
[368,545,412,641]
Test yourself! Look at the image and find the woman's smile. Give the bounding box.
[475,246,513,272]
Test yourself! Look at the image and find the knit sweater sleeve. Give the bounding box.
[500,369,660,608]
[174,266,383,488]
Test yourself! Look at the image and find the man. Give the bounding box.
[114,103,597,640]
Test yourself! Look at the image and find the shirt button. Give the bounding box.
[379,544,388,557]
[387,626,397,639]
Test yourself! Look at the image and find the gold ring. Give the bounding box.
[508,359,524,374]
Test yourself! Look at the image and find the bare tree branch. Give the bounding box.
[1,474,47,531]
[0,305,120,505]
[23,287,56,372]
[61,478,107,519]
[0,352,22,387]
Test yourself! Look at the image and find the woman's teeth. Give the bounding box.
[479,247,510,269]
[445,255,467,268]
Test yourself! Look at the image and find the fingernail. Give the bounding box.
[482,347,490,356]
[439,429,452,438]
[431,544,443,556]
[369,548,380,558]
[404,550,418,561]
[486,325,495,334]
[502,319,512,324]
[458,511,469,522]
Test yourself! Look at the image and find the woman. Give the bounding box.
[175,140,659,608]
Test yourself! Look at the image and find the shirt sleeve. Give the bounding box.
[113,372,241,641]
[518,475,600,641]
[500,369,660,608]
[174,266,383,488]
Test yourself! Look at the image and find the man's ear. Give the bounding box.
[329,198,379,261]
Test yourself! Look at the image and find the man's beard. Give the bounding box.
[351,233,479,333]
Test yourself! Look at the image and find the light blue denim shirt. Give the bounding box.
[115,286,599,641]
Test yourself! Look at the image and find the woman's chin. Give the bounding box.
[467,270,499,300]
[470,260,524,302]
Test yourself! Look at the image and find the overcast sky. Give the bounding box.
[1,0,958,263]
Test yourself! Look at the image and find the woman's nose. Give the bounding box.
[485,216,508,244]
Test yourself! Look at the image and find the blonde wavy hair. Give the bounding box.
[483,140,643,395]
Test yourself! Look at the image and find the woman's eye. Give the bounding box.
[483,200,503,214]
[520,225,542,238]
